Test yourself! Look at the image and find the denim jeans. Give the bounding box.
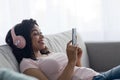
[92,65,120,80]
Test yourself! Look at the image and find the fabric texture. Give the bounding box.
[20,58,39,73]
[0,45,18,72]
[0,68,37,80]
[20,52,98,80]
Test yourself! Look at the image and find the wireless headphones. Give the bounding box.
[11,27,26,49]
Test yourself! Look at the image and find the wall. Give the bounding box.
[102,0,120,41]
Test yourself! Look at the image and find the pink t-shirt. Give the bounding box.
[20,52,99,80]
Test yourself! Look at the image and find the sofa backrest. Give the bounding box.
[44,30,89,67]
[0,45,18,72]
[86,42,120,72]
[0,30,89,71]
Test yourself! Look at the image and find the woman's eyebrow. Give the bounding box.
[31,29,40,32]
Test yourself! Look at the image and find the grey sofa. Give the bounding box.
[86,42,120,72]
[0,30,120,79]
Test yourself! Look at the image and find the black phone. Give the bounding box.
[72,28,77,46]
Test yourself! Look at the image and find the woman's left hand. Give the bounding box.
[76,47,82,67]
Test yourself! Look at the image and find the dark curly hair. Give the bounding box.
[5,19,50,64]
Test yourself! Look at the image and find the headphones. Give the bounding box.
[11,27,26,49]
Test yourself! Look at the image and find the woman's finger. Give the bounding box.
[67,40,72,47]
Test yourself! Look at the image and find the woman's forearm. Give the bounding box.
[57,62,75,80]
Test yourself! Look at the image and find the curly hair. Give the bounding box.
[5,19,50,64]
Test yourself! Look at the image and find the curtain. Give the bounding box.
[0,0,120,45]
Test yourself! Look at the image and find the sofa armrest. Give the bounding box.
[85,42,120,72]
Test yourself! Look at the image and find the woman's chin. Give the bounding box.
[39,45,46,50]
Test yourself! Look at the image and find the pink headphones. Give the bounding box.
[11,27,26,49]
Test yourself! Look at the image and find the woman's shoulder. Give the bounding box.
[20,58,39,73]
[20,58,33,64]
[20,58,38,66]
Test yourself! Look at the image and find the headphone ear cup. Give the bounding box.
[14,36,26,49]
[11,27,26,49]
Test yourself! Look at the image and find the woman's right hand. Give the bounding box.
[58,41,78,80]
[66,40,78,64]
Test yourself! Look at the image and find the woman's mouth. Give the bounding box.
[38,40,44,45]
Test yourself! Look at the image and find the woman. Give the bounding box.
[5,19,120,80]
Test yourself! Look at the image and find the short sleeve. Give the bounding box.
[20,58,39,73]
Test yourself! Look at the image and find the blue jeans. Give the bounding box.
[93,65,120,80]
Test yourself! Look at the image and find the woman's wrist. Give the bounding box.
[76,60,81,67]
[68,61,76,67]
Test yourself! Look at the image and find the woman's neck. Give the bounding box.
[34,51,42,58]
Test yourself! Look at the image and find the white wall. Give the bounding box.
[102,0,120,41]
[1,0,120,45]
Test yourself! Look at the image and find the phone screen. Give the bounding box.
[72,28,77,46]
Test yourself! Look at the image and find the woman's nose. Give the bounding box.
[40,34,44,38]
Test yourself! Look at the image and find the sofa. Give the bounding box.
[0,30,120,79]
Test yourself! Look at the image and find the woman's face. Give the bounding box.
[31,25,45,51]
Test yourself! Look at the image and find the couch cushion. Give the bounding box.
[44,30,89,67]
[0,68,37,80]
[0,45,18,72]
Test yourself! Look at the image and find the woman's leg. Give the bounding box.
[93,65,120,80]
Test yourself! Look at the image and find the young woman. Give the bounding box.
[5,19,120,80]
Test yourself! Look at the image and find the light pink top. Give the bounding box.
[20,52,99,80]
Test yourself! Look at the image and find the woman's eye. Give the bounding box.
[33,32,39,36]
[33,32,42,36]
[39,32,42,35]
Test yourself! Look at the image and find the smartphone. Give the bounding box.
[72,28,77,46]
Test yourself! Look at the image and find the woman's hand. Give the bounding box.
[66,40,78,64]
[58,40,79,80]
[76,47,82,67]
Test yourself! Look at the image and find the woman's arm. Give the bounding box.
[58,61,75,80]
[76,60,82,67]
[23,68,48,80]
[57,40,78,80]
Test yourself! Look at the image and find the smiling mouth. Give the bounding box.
[38,40,44,44]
